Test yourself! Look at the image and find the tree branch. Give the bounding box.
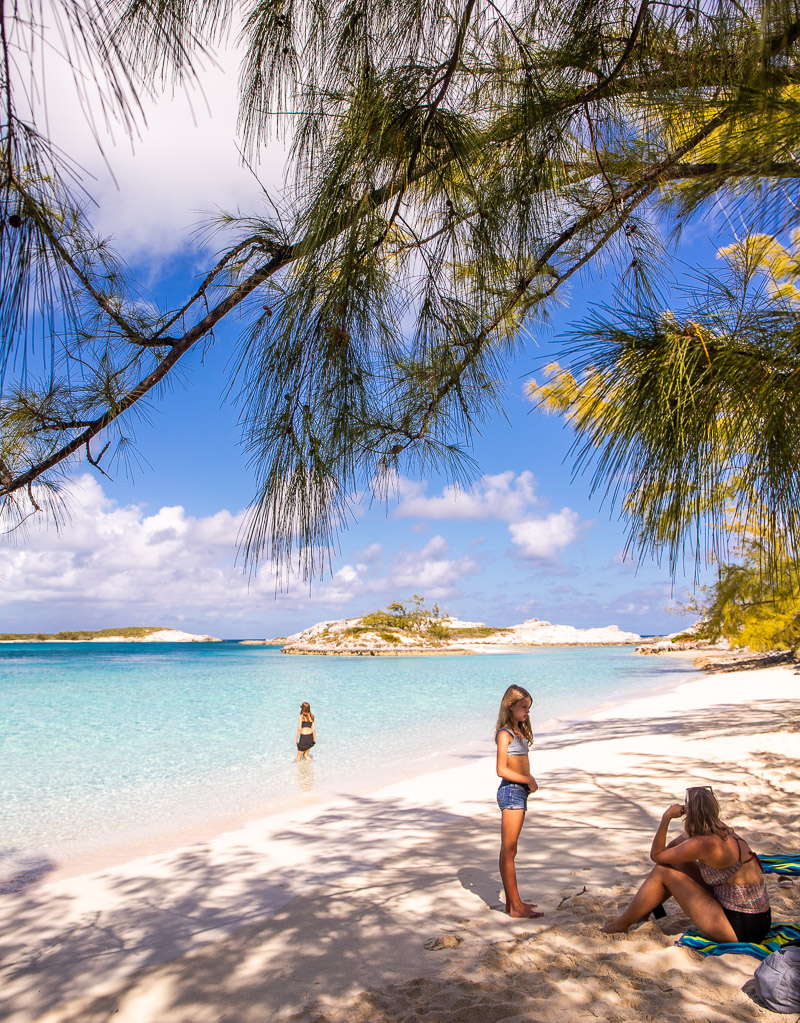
[382,105,736,454]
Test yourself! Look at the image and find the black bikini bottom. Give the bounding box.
[297,734,315,751]
[722,906,771,943]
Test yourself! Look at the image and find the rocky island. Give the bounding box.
[278,598,641,656]
[0,627,220,642]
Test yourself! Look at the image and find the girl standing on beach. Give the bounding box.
[495,684,543,919]
[295,702,316,761]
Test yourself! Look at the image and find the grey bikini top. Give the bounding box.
[500,727,529,756]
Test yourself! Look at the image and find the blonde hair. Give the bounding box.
[494,685,534,745]
[684,786,731,838]
[300,701,314,723]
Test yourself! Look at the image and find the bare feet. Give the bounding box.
[506,900,538,912]
[509,905,545,918]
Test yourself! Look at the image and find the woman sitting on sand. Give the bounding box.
[295,702,316,761]
[495,684,543,919]
[601,786,770,943]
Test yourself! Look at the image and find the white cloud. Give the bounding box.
[607,550,639,571]
[0,479,483,628]
[29,27,287,260]
[395,471,539,521]
[353,542,383,563]
[296,535,481,605]
[508,508,581,559]
[389,535,480,594]
[0,476,297,625]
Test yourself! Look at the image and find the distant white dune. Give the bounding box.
[91,629,220,643]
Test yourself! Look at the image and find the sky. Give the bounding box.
[0,29,720,639]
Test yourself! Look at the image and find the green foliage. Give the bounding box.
[691,544,800,652]
[528,236,800,573]
[669,629,709,643]
[4,1,800,578]
[345,595,450,640]
[447,625,509,638]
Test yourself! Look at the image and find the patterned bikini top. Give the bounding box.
[699,836,769,913]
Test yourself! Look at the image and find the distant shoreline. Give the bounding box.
[0,627,219,643]
[281,640,643,656]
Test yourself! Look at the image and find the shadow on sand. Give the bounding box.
[1,698,798,1023]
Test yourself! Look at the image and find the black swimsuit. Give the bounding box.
[297,720,315,751]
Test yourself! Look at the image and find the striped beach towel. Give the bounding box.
[676,923,800,959]
[760,855,800,876]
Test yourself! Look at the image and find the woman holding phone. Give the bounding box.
[601,786,770,942]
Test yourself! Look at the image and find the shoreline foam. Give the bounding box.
[2,662,798,1023]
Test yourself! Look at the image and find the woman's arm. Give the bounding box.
[495,731,537,787]
[312,724,316,741]
[295,715,302,741]
[665,831,690,849]
[650,805,715,864]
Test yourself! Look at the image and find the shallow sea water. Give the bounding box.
[0,641,695,868]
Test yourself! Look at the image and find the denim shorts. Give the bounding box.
[497,780,529,811]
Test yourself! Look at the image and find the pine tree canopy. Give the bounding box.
[3,0,800,576]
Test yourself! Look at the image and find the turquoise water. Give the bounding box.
[0,642,694,868]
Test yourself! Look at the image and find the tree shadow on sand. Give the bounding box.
[1,698,798,1023]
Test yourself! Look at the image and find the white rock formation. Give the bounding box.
[466,618,642,647]
[280,615,641,655]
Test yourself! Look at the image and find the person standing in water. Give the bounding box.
[495,684,543,918]
[295,702,316,761]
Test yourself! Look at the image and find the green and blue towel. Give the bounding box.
[676,922,800,959]
[760,854,800,876]
[675,855,800,958]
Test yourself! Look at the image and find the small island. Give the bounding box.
[0,627,220,643]
[279,596,642,656]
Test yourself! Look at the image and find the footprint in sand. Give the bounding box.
[424,934,464,951]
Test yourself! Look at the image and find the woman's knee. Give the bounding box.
[501,838,518,858]
[651,863,688,889]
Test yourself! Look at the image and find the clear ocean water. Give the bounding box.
[0,641,694,870]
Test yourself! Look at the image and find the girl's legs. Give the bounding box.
[499,808,543,918]
[601,862,737,942]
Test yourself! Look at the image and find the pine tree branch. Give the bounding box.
[579,0,651,107]
[28,195,148,345]
[380,0,479,246]
[383,105,736,454]
[6,4,800,506]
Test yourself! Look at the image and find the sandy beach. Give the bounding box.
[2,661,799,1023]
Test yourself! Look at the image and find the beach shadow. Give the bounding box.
[0,855,56,895]
[539,699,800,750]
[456,866,502,910]
[2,696,798,1022]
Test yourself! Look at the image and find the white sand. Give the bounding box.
[2,663,798,1023]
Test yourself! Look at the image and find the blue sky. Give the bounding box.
[0,44,721,639]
